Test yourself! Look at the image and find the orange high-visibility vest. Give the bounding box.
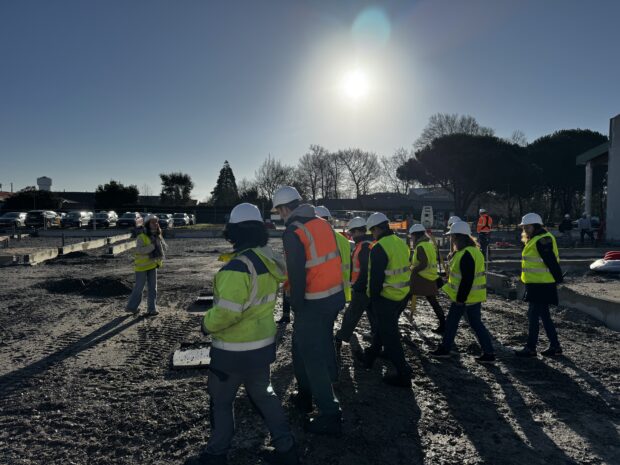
[351,240,372,285]
[292,217,343,300]
[477,214,493,233]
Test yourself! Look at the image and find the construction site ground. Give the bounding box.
[0,238,618,465]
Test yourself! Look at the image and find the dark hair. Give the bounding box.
[350,227,367,235]
[144,219,159,235]
[412,231,427,242]
[452,233,478,251]
[223,221,268,248]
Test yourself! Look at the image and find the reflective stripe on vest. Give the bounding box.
[211,335,276,352]
[521,232,559,284]
[442,246,487,304]
[292,218,343,300]
[411,240,439,281]
[134,233,162,272]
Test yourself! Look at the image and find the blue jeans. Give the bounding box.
[292,304,341,415]
[441,302,494,355]
[526,301,560,350]
[126,268,157,312]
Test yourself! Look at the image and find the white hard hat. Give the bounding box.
[229,203,263,223]
[447,215,461,226]
[564,214,570,219]
[446,221,472,236]
[479,208,487,214]
[315,205,332,219]
[519,212,543,226]
[366,212,390,230]
[144,214,158,223]
[346,216,367,231]
[272,186,302,208]
[409,224,426,234]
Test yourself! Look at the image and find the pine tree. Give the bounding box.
[210,161,240,206]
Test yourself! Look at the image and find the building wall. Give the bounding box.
[607,114,620,242]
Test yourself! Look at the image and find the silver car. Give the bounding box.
[0,212,27,228]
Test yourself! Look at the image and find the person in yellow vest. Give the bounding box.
[356,212,413,388]
[198,203,298,465]
[334,216,374,350]
[515,213,563,357]
[431,221,495,363]
[126,214,166,316]
[409,224,445,333]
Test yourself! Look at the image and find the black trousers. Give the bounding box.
[366,296,412,377]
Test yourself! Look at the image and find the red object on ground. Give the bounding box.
[494,241,514,248]
[603,251,620,261]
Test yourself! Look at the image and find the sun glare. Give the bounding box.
[341,68,370,101]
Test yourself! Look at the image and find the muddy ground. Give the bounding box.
[0,238,618,465]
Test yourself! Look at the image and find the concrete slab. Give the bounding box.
[58,238,108,255]
[172,344,211,368]
[488,248,610,260]
[2,247,60,265]
[103,240,136,257]
[106,233,132,244]
[558,286,620,331]
[489,259,594,273]
[0,255,16,266]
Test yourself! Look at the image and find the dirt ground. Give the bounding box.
[0,238,618,465]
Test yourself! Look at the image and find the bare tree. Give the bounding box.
[508,129,528,147]
[297,145,328,204]
[337,148,380,197]
[140,184,153,196]
[254,155,295,200]
[380,148,412,194]
[414,113,495,150]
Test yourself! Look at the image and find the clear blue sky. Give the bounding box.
[1,0,619,200]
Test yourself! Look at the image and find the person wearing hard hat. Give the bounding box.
[558,213,574,247]
[334,216,374,350]
[514,213,563,358]
[126,214,166,316]
[409,224,445,333]
[476,209,493,260]
[356,212,413,388]
[577,212,594,246]
[431,221,495,363]
[198,203,298,465]
[447,215,461,229]
[315,206,353,304]
[272,187,344,435]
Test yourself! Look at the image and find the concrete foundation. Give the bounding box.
[58,238,108,255]
[103,240,136,257]
[1,247,60,265]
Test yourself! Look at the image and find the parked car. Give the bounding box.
[0,212,27,228]
[158,214,174,229]
[188,214,196,225]
[25,210,61,228]
[173,213,190,226]
[117,212,144,228]
[61,211,92,228]
[90,211,118,228]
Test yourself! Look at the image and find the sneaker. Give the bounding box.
[541,347,563,357]
[514,347,537,358]
[260,444,299,465]
[289,391,312,414]
[125,307,139,314]
[475,353,496,364]
[146,309,159,316]
[381,374,412,388]
[304,413,342,436]
[430,347,451,358]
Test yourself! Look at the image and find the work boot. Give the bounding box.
[125,307,139,314]
[353,350,374,369]
[541,346,563,357]
[514,347,537,358]
[289,391,313,414]
[260,444,300,465]
[475,353,496,364]
[146,309,159,317]
[381,373,412,388]
[304,413,342,436]
[430,347,451,358]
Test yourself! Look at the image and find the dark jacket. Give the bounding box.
[368,229,394,300]
[456,250,475,304]
[283,204,345,311]
[523,230,563,305]
[558,219,573,233]
[352,234,372,293]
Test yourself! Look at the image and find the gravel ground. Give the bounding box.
[0,239,618,465]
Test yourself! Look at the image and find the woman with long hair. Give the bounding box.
[126,214,167,316]
[515,213,563,357]
[409,224,445,333]
[431,221,495,363]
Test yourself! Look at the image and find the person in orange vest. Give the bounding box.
[476,208,493,260]
[272,186,345,436]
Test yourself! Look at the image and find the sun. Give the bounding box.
[341,68,370,101]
